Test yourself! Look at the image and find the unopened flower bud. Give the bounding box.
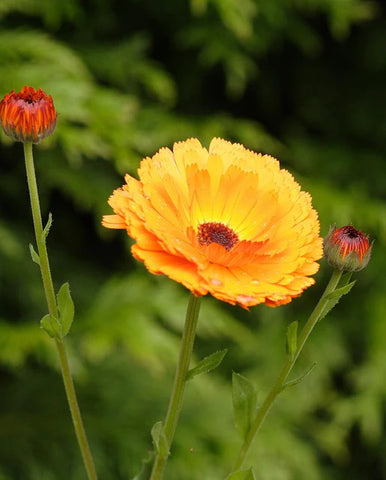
[0,86,57,144]
[323,225,372,272]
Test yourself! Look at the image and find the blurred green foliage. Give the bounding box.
[0,0,385,479]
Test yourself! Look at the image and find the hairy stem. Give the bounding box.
[150,293,202,480]
[231,268,343,473]
[24,142,98,480]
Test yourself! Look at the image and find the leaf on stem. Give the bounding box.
[232,372,258,440]
[41,313,62,338]
[29,243,40,265]
[186,349,228,381]
[151,421,169,458]
[57,282,74,336]
[286,320,298,361]
[319,279,356,322]
[226,467,256,480]
[42,212,53,241]
[281,362,317,391]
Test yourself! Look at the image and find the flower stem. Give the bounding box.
[231,268,343,473]
[23,142,98,480]
[150,293,202,480]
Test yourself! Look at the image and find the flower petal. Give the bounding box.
[103,138,323,307]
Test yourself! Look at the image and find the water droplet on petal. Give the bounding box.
[210,278,223,286]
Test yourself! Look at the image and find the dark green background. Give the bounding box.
[0,1,385,479]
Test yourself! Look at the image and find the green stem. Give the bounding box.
[23,142,98,480]
[150,293,202,480]
[231,268,343,473]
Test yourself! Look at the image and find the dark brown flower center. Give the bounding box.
[342,225,360,238]
[197,222,239,251]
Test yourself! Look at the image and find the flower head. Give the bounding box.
[0,86,57,143]
[103,138,323,308]
[323,225,372,272]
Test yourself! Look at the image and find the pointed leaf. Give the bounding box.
[151,421,169,458]
[57,282,74,336]
[325,280,356,300]
[319,280,356,321]
[29,243,40,265]
[226,467,256,480]
[186,349,227,381]
[286,321,298,361]
[42,213,53,240]
[232,372,257,439]
[41,314,62,339]
[282,362,316,391]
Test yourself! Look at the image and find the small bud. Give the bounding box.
[0,86,57,143]
[323,225,372,272]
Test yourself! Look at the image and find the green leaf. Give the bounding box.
[42,213,53,241]
[186,349,228,381]
[282,362,317,391]
[325,280,356,300]
[232,372,257,439]
[40,314,62,339]
[226,467,256,480]
[319,280,356,321]
[286,321,298,361]
[29,243,40,265]
[57,282,74,336]
[151,421,169,458]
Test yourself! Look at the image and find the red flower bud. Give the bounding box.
[0,86,57,144]
[323,225,372,272]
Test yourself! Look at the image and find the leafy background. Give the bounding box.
[0,0,385,479]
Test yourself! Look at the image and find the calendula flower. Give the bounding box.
[103,138,323,308]
[0,86,57,143]
[323,225,372,272]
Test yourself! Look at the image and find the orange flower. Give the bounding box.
[0,86,57,143]
[323,225,372,272]
[103,138,323,308]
